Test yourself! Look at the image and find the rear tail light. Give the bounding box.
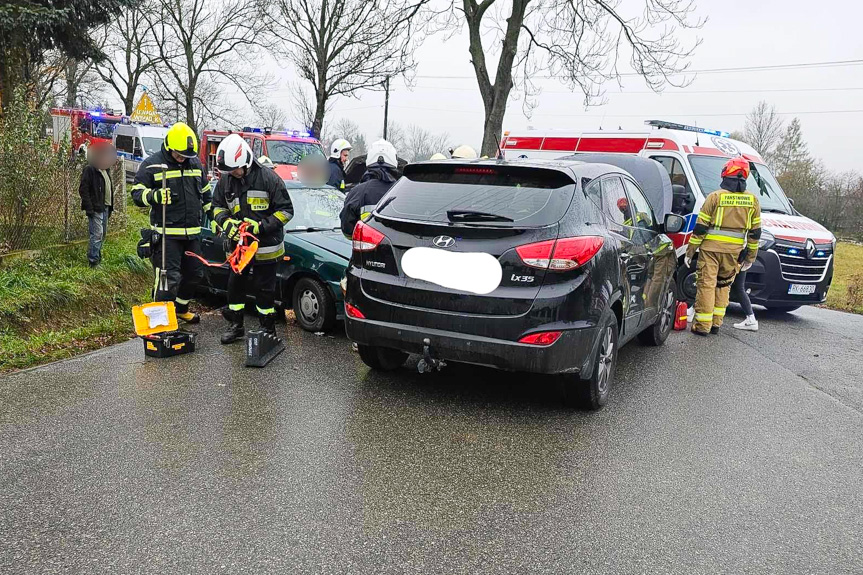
[519,331,562,345]
[515,236,603,271]
[345,303,365,319]
[352,221,386,251]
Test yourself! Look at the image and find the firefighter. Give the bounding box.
[450,145,478,159]
[131,122,212,323]
[339,139,398,237]
[685,157,761,336]
[212,134,293,343]
[327,139,352,190]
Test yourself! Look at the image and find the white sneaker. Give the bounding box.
[733,318,759,331]
[687,306,695,323]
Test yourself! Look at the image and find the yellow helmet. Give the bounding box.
[164,122,198,158]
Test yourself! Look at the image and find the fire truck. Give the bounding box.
[50,108,123,156]
[500,121,836,311]
[200,127,324,181]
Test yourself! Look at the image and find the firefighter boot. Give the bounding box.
[175,299,200,324]
[259,312,277,337]
[220,309,245,344]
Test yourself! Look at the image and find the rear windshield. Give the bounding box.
[378,165,576,227]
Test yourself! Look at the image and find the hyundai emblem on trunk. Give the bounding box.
[433,235,456,248]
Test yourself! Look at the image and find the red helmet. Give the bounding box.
[721,157,750,179]
[617,197,629,212]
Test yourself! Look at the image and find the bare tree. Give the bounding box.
[401,124,451,161]
[253,103,288,130]
[448,0,703,156]
[742,101,784,167]
[95,3,158,115]
[289,83,325,132]
[63,57,105,109]
[145,0,266,133]
[270,0,434,138]
[322,118,368,156]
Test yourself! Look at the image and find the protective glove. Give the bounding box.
[741,261,753,272]
[222,218,241,240]
[152,188,172,205]
[684,255,692,268]
[242,218,260,235]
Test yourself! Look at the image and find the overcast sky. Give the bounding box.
[125,0,863,172]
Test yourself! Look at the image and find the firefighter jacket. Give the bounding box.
[339,166,397,237]
[131,148,213,238]
[327,157,346,190]
[686,186,762,265]
[212,160,293,264]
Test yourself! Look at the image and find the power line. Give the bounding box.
[407,84,863,95]
[413,58,863,80]
[389,104,863,117]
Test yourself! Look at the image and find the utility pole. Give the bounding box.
[383,76,390,140]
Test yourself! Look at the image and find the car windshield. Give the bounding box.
[688,155,793,214]
[284,185,344,231]
[141,137,162,155]
[379,165,576,227]
[267,141,324,165]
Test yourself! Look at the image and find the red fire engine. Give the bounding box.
[201,127,324,181]
[50,108,124,156]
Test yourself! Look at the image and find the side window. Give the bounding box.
[600,176,628,227]
[253,137,263,158]
[653,155,695,215]
[623,178,657,229]
[115,135,132,153]
[584,178,601,206]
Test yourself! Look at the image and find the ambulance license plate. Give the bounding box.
[788,284,816,295]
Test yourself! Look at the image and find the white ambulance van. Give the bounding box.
[113,123,169,182]
[500,120,835,311]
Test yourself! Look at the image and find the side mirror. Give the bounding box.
[663,213,686,234]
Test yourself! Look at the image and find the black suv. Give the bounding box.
[344,160,685,409]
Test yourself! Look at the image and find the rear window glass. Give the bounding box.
[378,165,576,227]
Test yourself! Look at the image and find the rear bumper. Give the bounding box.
[745,249,833,307]
[345,315,598,375]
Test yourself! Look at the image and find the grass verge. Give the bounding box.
[823,241,863,315]
[0,208,153,373]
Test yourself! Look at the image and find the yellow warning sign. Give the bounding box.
[130,92,162,124]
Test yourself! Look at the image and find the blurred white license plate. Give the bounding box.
[788,284,816,295]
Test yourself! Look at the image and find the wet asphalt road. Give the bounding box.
[1,306,862,574]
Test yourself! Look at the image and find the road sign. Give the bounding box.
[130,92,162,124]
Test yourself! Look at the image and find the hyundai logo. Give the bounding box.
[432,235,456,248]
[805,239,817,259]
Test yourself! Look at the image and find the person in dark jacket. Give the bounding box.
[339,139,398,237]
[130,122,212,323]
[212,134,293,342]
[327,138,352,190]
[79,142,117,267]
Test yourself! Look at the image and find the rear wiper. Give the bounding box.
[447,210,514,222]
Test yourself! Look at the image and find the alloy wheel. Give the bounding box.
[596,327,614,395]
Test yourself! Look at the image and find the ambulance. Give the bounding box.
[500,120,835,311]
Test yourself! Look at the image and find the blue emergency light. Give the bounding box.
[788,248,800,255]
[645,120,730,138]
[90,111,102,118]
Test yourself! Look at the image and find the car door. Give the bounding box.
[622,177,668,326]
[599,175,649,337]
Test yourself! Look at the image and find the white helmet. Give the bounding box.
[258,155,275,169]
[216,133,253,172]
[366,139,397,169]
[429,153,446,161]
[330,138,352,159]
[450,145,478,160]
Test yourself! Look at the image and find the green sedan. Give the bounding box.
[199,181,350,332]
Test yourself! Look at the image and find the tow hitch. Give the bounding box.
[417,338,446,374]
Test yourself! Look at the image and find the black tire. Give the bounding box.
[292,277,336,332]
[357,344,408,371]
[766,304,801,313]
[674,260,697,305]
[638,282,675,346]
[562,312,619,410]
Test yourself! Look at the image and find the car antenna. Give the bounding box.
[496,134,506,163]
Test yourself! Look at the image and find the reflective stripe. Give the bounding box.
[247,190,269,198]
[229,303,245,311]
[708,228,746,239]
[704,234,745,245]
[176,297,190,305]
[153,170,183,181]
[202,202,212,212]
[213,207,228,217]
[697,211,712,223]
[255,243,285,261]
[247,190,269,211]
[747,242,759,250]
[256,306,276,315]
[715,206,725,228]
[274,211,291,224]
[713,307,726,317]
[151,225,201,236]
[186,169,202,178]
[201,182,212,193]
[719,193,755,208]
[694,312,713,322]
[232,205,242,214]
[689,237,703,245]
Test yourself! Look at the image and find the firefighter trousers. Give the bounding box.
[693,250,739,333]
[226,263,278,318]
[151,237,203,314]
